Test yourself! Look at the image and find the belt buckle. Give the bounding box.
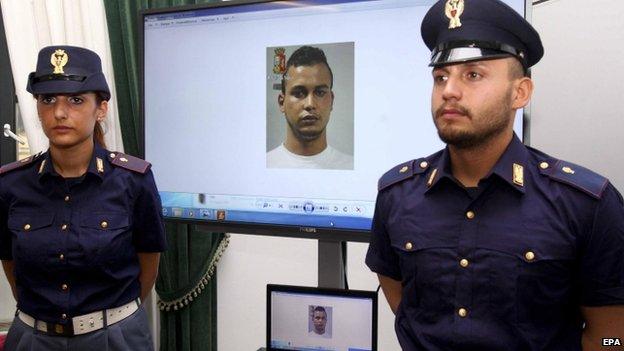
[48,322,74,336]
[54,324,64,334]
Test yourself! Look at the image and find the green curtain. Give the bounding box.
[103,1,225,350]
[156,224,228,351]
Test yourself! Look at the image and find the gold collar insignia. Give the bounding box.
[96,157,104,174]
[427,168,439,187]
[512,163,524,187]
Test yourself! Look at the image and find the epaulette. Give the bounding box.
[378,158,430,191]
[538,159,608,200]
[0,152,43,175]
[108,152,151,174]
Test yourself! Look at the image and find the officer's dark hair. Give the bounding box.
[508,58,526,80]
[93,91,108,148]
[281,46,333,94]
[313,306,327,317]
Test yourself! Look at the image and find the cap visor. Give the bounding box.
[429,47,513,67]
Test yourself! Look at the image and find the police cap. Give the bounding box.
[27,45,110,100]
[421,0,543,69]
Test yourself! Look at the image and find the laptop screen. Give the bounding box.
[267,284,377,351]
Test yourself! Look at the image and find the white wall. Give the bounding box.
[0,275,15,321]
[217,2,624,351]
[217,235,319,350]
[530,0,624,191]
[216,235,401,350]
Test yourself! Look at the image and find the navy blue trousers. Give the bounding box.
[4,306,154,351]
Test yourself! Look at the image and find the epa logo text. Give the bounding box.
[602,338,622,346]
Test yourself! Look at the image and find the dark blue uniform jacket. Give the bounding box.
[0,144,167,325]
[366,136,624,350]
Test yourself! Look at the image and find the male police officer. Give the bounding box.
[365,0,624,350]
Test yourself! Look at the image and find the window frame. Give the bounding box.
[0,5,17,164]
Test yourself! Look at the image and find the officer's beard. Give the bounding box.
[433,87,514,149]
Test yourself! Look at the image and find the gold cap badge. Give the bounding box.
[445,0,464,29]
[51,49,68,74]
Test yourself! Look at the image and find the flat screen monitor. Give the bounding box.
[267,284,378,351]
[142,0,529,241]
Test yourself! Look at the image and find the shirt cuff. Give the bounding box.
[365,255,402,281]
[582,287,624,306]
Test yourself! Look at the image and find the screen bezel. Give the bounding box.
[139,0,533,242]
[266,284,378,351]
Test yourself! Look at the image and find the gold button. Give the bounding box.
[23,224,31,231]
[61,224,68,231]
[525,251,535,261]
[61,313,67,319]
[460,259,469,268]
[419,161,428,169]
[64,195,70,202]
[458,308,468,317]
[539,162,549,170]
[59,254,65,260]
[109,153,116,158]
[61,284,68,291]
[100,221,108,229]
[405,242,413,250]
[466,211,475,219]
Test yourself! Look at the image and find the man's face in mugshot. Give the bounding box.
[279,63,334,142]
[312,309,327,334]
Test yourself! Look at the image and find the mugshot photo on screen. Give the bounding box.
[266,42,354,170]
[308,305,332,338]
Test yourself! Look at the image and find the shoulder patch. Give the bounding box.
[539,159,608,199]
[108,152,151,174]
[0,152,42,175]
[378,158,429,191]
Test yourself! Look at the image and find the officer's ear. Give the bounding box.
[96,99,108,121]
[508,58,533,109]
[278,93,285,113]
[511,77,533,110]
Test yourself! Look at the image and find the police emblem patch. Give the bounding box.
[445,0,464,29]
[51,49,68,74]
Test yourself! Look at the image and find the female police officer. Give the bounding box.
[0,45,166,350]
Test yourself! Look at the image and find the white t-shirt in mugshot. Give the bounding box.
[267,144,353,170]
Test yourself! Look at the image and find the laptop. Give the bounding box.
[267,284,377,351]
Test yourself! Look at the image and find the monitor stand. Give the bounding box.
[317,239,346,289]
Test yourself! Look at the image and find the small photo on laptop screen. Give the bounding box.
[267,284,377,351]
